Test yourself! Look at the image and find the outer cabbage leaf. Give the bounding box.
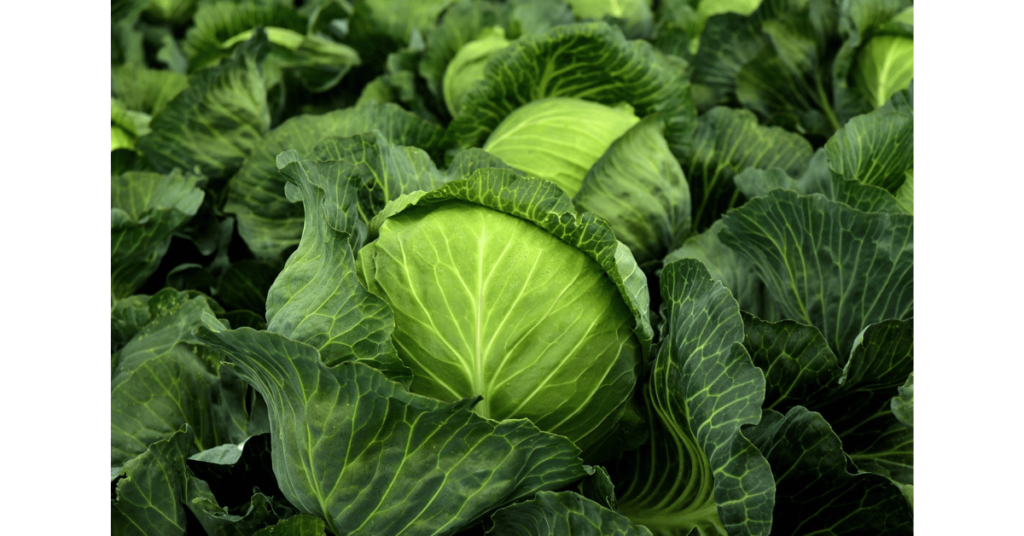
[720,189,913,358]
[111,290,252,470]
[743,407,913,534]
[575,114,691,267]
[443,26,511,117]
[681,106,812,230]
[264,137,430,380]
[488,491,654,536]
[138,30,271,179]
[358,169,652,457]
[825,84,913,193]
[742,315,913,484]
[196,316,591,536]
[225,102,453,259]
[111,170,205,298]
[615,259,773,536]
[894,169,912,214]
[734,149,905,214]
[852,35,913,109]
[450,22,696,157]
[662,220,772,319]
[112,426,193,536]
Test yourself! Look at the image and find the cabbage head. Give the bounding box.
[355,170,652,456]
[482,97,639,197]
[443,26,511,117]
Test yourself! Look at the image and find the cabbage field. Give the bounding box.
[111,0,914,534]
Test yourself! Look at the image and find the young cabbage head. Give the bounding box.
[355,170,652,455]
[443,27,511,117]
[483,97,639,197]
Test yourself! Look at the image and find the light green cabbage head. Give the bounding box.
[482,97,640,196]
[355,171,652,456]
[443,26,512,117]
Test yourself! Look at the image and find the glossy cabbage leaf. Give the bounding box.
[196,315,591,536]
[721,189,913,357]
[615,259,774,536]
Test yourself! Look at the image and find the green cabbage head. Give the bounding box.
[355,170,652,456]
[483,97,640,197]
[443,26,511,117]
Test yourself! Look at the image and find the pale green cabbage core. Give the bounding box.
[357,200,640,449]
[443,27,511,117]
[483,98,640,197]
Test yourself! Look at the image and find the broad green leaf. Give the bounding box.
[450,22,696,156]
[574,115,692,267]
[663,220,773,318]
[743,407,913,535]
[225,102,453,259]
[112,65,189,117]
[111,170,205,298]
[112,425,192,536]
[734,149,905,214]
[253,515,328,536]
[825,84,913,192]
[853,35,913,109]
[691,8,768,105]
[265,138,424,381]
[894,169,912,214]
[346,0,457,64]
[419,0,512,99]
[196,316,591,536]
[138,30,271,179]
[742,315,840,412]
[720,189,913,357]
[616,259,774,536]
[891,372,913,428]
[111,290,251,469]
[741,316,914,484]
[358,169,652,456]
[488,491,654,536]
[681,106,813,230]
[145,0,197,24]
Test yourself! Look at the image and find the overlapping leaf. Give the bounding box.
[111,170,205,298]
[138,30,271,179]
[111,289,253,470]
[225,102,453,259]
[721,189,913,357]
[196,315,591,536]
[615,259,774,536]
[743,407,913,535]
